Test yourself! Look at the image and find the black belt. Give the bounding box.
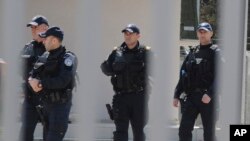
[186,88,207,94]
[194,88,207,92]
[115,87,144,95]
[44,89,72,103]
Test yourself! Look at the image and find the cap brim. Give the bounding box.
[27,22,38,27]
[197,27,211,31]
[122,28,134,33]
[39,32,47,38]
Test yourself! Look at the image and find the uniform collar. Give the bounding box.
[32,40,44,46]
[200,43,213,49]
[48,46,65,58]
[121,41,140,52]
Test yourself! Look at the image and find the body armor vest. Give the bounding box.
[111,45,147,92]
[182,45,215,92]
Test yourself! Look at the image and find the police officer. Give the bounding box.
[28,26,77,141]
[173,22,219,141]
[101,24,151,141]
[20,15,49,141]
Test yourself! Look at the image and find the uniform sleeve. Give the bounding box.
[100,50,116,76]
[20,42,36,80]
[206,62,215,98]
[174,55,188,99]
[206,48,221,98]
[206,84,214,98]
[41,56,75,89]
[144,48,153,77]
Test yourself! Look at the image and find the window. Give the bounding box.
[247,1,250,50]
[180,0,217,39]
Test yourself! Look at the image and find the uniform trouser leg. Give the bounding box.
[113,94,129,141]
[179,99,199,141]
[20,98,40,141]
[200,101,216,141]
[114,118,129,141]
[44,102,71,141]
[130,94,148,141]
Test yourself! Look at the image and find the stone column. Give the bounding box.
[1,0,27,140]
[149,0,181,140]
[74,0,101,140]
[218,0,247,140]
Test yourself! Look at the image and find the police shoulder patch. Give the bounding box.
[210,44,219,51]
[113,46,118,50]
[64,58,73,67]
[64,52,76,67]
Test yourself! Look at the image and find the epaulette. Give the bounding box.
[190,46,198,50]
[210,44,220,51]
[25,41,34,48]
[145,46,151,50]
[25,40,35,45]
[113,46,118,50]
[25,42,31,46]
[139,45,151,51]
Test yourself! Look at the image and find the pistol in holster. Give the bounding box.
[35,105,48,128]
[106,104,114,120]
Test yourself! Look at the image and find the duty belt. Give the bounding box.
[44,89,72,103]
[115,87,144,95]
[186,88,207,95]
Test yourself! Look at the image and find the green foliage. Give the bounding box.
[200,0,217,38]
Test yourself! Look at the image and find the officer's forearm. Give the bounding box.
[101,61,113,76]
[174,79,184,99]
[41,71,72,89]
[206,85,214,98]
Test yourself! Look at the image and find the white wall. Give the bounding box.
[0,0,181,122]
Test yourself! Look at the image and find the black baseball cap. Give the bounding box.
[122,24,140,34]
[27,15,49,27]
[197,22,213,32]
[39,26,64,41]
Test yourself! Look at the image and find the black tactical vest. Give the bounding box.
[21,40,45,80]
[111,45,148,92]
[182,45,216,92]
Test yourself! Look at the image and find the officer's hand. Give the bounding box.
[173,98,179,107]
[28,77,42,93]
[201,94,211,104]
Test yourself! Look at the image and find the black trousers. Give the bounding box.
[43,100,72,141]
[179,91,216,141]
[112,92,148,141]
[20,97,40,141]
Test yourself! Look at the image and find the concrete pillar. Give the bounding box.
[74,0,101,140]
[242,0,249,125]
[149,0,181,140]
[218,0,247,140]
[1,0,27,141]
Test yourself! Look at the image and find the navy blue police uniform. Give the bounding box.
[20,15,48,141]
[174,42,219,141]
[40,46,76,141]
[101,38,151,141]
[32,26,77,141]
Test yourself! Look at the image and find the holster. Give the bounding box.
[106,104,114,120]
[35,105,48,128]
